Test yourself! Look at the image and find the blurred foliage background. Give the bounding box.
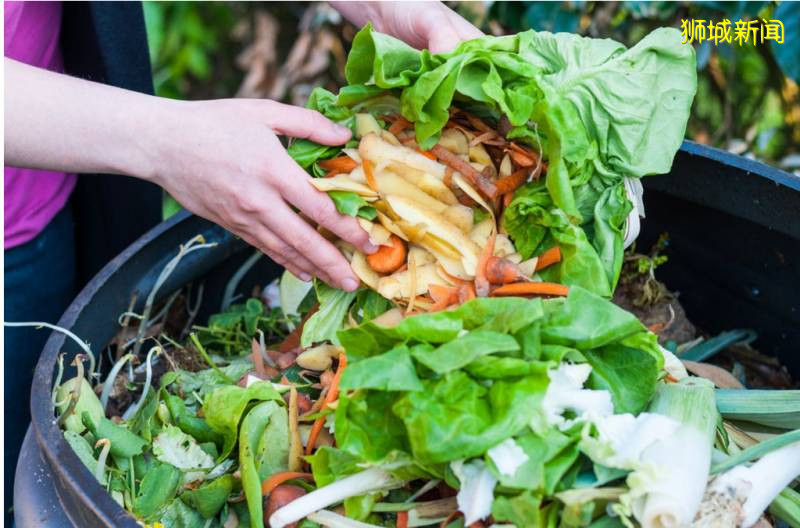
[143,0,800,182]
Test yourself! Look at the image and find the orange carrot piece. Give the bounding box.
[318,156,358,173]
[363,159,378,192]
[305,353,347,456]
[366,234,407,274]
[397,511,409,528]
[495,167,530,196]
[261,472,313,496]
[474,231,497,297]
[428,284,459,311]
[535,247,562,271]
[502,191,514,209]
[485,256,527,285]
[490,282,569,297]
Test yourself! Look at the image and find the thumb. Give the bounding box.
[427,24,463,54]
[267,105,352,146]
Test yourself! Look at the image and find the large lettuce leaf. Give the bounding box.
[317,288,662,477]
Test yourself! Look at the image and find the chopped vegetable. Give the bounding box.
[490,282,569,297]
[366,234,407,274]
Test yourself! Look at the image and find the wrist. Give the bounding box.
[124,96,187,185]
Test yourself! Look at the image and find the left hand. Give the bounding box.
[333,1,484,54]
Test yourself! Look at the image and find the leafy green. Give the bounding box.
[582,333,662,414]
[153,425,216,474]
[301,281,358,348]
[202,381,284,460]
[180,474,235,519]
[133,462,182,521]
[82,413,147,459]
[393,371,549,464]
[160,495,207,528]
[64,430,101,482]
[239,400,289,528]
[328,191,377,220]
[412,331,520,374]
[340,344,424,392]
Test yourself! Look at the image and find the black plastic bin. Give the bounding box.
[14,141,800,527]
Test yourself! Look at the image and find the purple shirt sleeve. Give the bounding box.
[4,1,77,249]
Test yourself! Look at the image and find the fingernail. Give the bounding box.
[342,278,359,292]
[334,124,352,137]
[364,242,379,254]
[298,272,312,282]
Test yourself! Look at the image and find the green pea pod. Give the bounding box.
[133,462,182,521]
[180,474,235,519]
[82,412,147,458]
[163,392,223,446]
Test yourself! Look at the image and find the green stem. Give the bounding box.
[190,333,236,384]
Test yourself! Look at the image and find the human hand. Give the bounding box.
[334,1,483,54]
[151,98,377,291]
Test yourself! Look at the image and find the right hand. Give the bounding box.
[151,98,377,291]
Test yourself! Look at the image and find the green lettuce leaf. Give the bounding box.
[340,344,424,392]
[240,400,289,528]
[393,371,549,464]
[202,381,284,460]
[327,191,377,220]
[412,331,520,374]
[302,281,358,348]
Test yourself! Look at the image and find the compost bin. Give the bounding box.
[14,141,800,527]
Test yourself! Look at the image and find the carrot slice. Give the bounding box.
[397,511,409,528]
[366,234,407,274]
[535,247,562,271]
[363,159,378,192]
[261,472,313,496]
[318,156,358,173]
[490,282,569,297]
[474,231,497,297]
[305,353,347,456]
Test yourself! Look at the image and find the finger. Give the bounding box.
[263,201,361,292]
[276,159,377,255]
[238,228,318,283]
[265,104,352,146]
[444,7,484,40]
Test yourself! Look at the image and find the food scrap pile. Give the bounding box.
[47,24,800,528]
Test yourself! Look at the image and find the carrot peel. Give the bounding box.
[305,353,347,456]
[490,281,569,297]
[475,231,497,297]
[261,472,313,496]
[363,159,378,192]
[535,247,562,271]
[318,156,358,173]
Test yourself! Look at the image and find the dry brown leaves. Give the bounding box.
[235,4,347,106]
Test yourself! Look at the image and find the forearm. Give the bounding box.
[4,57,170,179]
